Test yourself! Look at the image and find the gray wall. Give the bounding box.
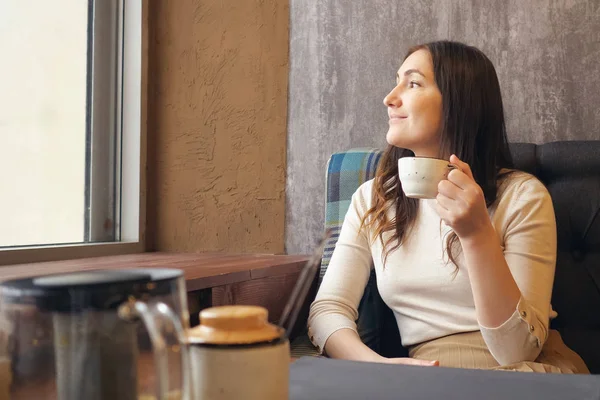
[285,0,600,254]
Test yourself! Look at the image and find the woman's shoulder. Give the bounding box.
[356,178,376,195]
[492,169,556,238]
[352,179,376,209]
[496,168,552,206]
[354,178,375,200]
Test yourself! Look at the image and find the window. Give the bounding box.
[0,0,144,265]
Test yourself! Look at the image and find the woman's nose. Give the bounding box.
[383,86,402,107]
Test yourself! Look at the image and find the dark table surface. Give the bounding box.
[289,357,600,400]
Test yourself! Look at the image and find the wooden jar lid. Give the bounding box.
[187,305,284,345]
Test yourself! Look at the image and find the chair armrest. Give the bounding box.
[288,264,321,341]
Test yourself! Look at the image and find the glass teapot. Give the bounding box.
[0,268,191,400]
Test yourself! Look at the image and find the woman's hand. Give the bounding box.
[434,154,493,240]
[323,330,439,366]
[379,357,439,367]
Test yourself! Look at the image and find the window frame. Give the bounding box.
[0,0,146,266]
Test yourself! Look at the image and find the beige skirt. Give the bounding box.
[408,330,589,374]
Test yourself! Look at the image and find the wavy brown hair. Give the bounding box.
[360,41,513,270]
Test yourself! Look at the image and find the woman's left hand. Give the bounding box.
[434,155,492,240]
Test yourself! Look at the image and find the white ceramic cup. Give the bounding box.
[398,157,457,199]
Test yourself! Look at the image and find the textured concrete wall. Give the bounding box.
[147,0,289,252]
[286,0,600,254]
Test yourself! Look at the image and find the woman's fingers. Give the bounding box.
[384,357,439,366]
[449,154,474,181]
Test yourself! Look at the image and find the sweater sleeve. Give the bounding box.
[307,182,374,354]
[479,176,557,365]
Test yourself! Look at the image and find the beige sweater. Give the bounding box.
[308,171,557,365]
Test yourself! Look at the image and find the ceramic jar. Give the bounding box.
[187,305,290,400]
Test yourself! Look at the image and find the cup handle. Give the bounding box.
[119,301,192,400]
[445,163,461,178]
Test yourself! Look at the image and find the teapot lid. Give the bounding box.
[187,305,284,345]
[0,270,153,312]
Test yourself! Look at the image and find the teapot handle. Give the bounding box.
[119,301,192,400]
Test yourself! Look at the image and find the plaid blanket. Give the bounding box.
[321,148,383,280]
[291,148,383,358]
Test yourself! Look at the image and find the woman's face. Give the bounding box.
[383,49,443,158]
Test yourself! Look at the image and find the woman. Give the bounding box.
[307,41,588,373]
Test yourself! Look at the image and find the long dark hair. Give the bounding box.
[360,41,514,269]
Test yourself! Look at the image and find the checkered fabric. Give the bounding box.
[291,148,383,358]
[320,148,383,281]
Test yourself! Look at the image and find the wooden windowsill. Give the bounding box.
[0,251,311,291]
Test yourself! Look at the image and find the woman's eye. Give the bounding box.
[409,81,420,88]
